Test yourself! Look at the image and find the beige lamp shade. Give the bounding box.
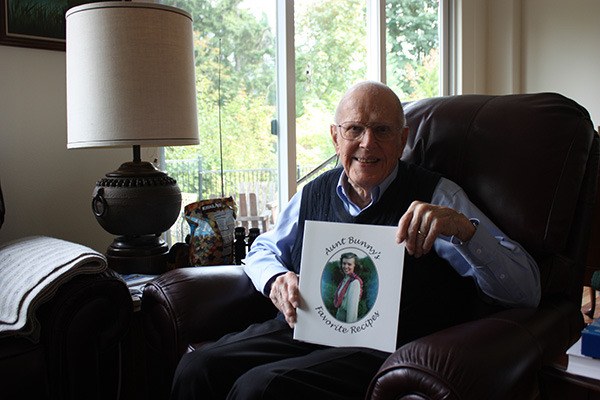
[66,1,199,149]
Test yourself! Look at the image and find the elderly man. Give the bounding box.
[171,81,540,400]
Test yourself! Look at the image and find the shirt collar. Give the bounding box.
[335,162,400,216]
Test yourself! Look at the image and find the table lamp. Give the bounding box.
[66,2,199,274]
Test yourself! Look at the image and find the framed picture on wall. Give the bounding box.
[0,0,119,51]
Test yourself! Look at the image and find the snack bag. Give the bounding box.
[184,197,236,266]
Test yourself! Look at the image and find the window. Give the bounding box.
[160,0,278,243]
[386,0,442,100]
[160,0,444,244]
[295,0,368,193]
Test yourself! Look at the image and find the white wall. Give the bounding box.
[460,0,600,127]
[521,0,600,127]
[452,0,488,94]
[486,0,522,94]
[0,45,134,252]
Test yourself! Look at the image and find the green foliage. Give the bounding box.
[295,0,367,117]
[404,48,440,99]
[386,0,439,99]
[164,0,277,174]
[294,0,368,169]
[186,0,275,104]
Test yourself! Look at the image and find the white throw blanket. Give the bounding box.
[0,236,107,340]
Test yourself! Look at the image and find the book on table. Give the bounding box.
[566,337,600,380]
[293,221,405,353]
[581,318,600,359]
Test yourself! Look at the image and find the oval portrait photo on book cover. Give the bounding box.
[320,248,379,323]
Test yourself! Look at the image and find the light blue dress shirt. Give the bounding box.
[245,163,541,308]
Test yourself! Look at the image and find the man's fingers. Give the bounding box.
[269,272,300,326]
[288,288,299,308]
[398,201,446,257]
[396,210,413,243]
[285,273,300,307]
[283,302,297,327]
[397,201,427,243]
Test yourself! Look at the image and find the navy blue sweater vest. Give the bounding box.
[292,162,483,346]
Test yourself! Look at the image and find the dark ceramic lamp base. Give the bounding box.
[92,146,182,275]
[107,235,169,275]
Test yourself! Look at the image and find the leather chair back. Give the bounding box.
[402,93,598,302]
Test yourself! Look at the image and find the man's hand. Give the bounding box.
[269,271,300,328]
[396,200,476,257]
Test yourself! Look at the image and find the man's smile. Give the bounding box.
[353,156,380,164]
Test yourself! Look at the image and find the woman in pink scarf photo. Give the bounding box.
[334,252,364,323]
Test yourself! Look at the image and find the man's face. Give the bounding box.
[331,86,408,193]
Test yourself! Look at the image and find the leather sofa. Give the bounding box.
[142,93,599,399]
[0,182,133,399]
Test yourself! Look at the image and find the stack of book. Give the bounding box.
[582,318,600,358]
[567,333,600,380]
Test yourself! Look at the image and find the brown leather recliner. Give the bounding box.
[142,93,599,399]
[0,182,133,400]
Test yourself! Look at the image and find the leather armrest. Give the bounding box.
[367,301,583,400]
[0,337,48,398]
[142,265,276,354]
[141,265,276,400]
[38,269,133,400]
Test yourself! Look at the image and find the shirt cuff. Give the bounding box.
[450,219,496,266]
[263,271,287,296]
[449,218,478,244]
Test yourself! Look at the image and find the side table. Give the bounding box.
[120,273,159,400]
[540,354,600,399]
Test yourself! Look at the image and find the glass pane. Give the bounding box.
[386,0,441,100]
[160,0,278,243]
[295,0,368,189]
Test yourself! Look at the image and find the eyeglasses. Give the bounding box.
[335,121,400,142]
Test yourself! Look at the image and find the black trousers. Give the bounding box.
[170,319,390,400]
